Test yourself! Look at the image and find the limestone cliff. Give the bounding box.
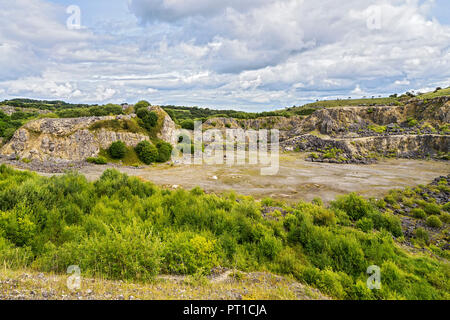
[149,106,178,145]
[1,109,178,162]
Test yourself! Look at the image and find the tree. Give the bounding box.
[180,119,195,130]
[108,141,127,159]
[156,141,173,163]
[136,109,158,131]
[134,100,151,112]
[135,141,158,164]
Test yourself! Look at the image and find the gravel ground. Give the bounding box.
[0,269,329,300]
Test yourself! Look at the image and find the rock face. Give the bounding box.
[282,134,449,160]
[288,98,450,137]
[150,106,178,145]
[1,115,149,162]
[204,116,304,131]
[278,97,450,162]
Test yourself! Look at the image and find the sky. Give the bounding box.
[0,0,449,111]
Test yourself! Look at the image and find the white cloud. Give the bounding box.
[0,0,449,109]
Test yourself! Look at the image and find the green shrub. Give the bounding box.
[180,119,195,130]
[440,212,450,224]
[312,208,336,226]
[414,228,429,245]
[86,156,107,165]
[135,141,158,164]
[108,141,127,159]
[426,216,442,228]
[136,109,158,131]
[423,203,441,215]
[162,233,219,275]
[331,193,375,221]
[356,217,374,232]
[442,202,450,212]
[134,100,151,112]
[0,164,448,300]
[156,141,173,163]
[411,208,426,219]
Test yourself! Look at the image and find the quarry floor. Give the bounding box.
[41,153,450,204]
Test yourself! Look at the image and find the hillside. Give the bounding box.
[0,165,448,300]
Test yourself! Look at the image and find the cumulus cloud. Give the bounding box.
[0,0,449,109]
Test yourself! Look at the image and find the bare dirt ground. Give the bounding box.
[66,153,450,203]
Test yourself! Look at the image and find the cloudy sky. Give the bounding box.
[0,0,449,111]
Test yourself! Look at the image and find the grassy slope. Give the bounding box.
[0,165,448,300]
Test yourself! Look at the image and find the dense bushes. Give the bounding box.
[108,141,127,159]
[134,140,173,164]
[86,157,107,165]
[180,119,195,130]
[156,141,173,163]
[134,100,151,112]
[426,216,443,228]
[136,109,158,131]
[56,104,123,118]
[0,165,448,300]
[0,111,23,140]
[135,141,158,164]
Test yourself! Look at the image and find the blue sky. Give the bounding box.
[1,0,449,111]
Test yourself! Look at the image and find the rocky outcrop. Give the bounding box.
[287,98,450,137]
[1,115,148,162]
[1,106,179,162]
[282,134,450,163]
[203,116,304,131]
[149,106,178,145]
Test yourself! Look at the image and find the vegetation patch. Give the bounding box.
[0,165,448,300]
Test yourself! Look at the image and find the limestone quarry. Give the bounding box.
[0,106,178,162]
[0,97,449,166]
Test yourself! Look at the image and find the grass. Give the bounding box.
[300,97,402,109]
[98,147,142,166]
[368,124,387,134]
[416,87,450,100]
[89,118,148,136]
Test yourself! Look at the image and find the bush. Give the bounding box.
[156,141,173,163]
[312,208,336,226]
[162,233,218,275]
[440,212,450,224]
[356,217,374,232]
[423,203,441,215]
[108,141,127,159]
[137,109,158,131]
[134,100,151,112]
[411,208,426,219]
[135,141,158,164]
[414,228,429,245]
[86,156,107,165]
[426,216,443,228]
[331,193,375,221]
[180,119,195,130]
